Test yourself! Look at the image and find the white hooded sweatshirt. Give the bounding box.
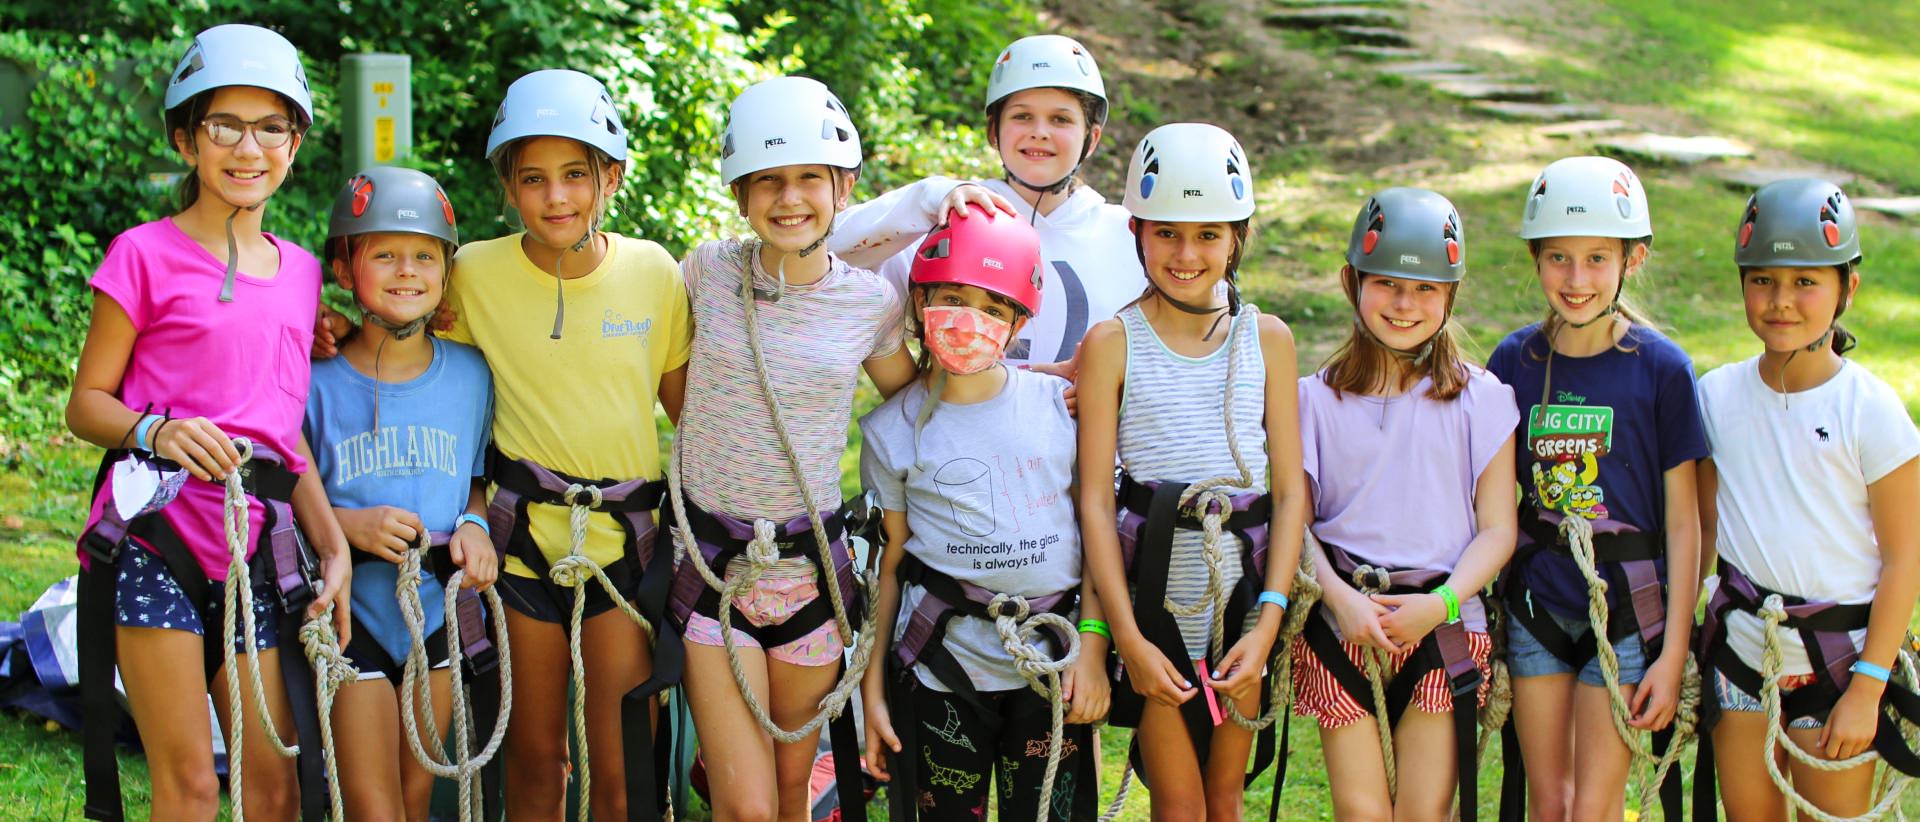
[831,176,1147,368]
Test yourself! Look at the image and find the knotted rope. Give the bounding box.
[542,481,664,822]
[396,542,514,822]
[1349,563,1401,798]
[1756,596,1918,822]
[298,608,355,820]
[219,438,302,821]
[1559,514,1700,815]
[989,594,1082,822]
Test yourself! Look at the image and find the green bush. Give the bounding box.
[0,0,1032,447]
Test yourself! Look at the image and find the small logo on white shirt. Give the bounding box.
[1816,426,1830,442]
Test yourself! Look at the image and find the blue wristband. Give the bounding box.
[133,414,161,452]
[455,513,491,537]
[1851,660,1892,684]
[1258,591,1290,611]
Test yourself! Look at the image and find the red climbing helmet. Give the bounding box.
[909,203,1045,316]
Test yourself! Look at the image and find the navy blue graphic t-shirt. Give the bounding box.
[1487,322,1709,618]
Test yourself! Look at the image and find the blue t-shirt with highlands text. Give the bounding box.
[305,336,492,661]
[1487,323,1709,618]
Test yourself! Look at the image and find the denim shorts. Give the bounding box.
[115,541,278,651]
[1506,606,1646,686]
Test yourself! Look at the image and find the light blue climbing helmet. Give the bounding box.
[485,69,629,179]
[164,24,314,128]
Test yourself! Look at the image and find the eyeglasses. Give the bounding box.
[200,115,298,149]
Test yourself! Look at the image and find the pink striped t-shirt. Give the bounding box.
[676,237,903,521]
[81,218,321,581]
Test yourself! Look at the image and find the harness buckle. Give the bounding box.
[80,532,122,566]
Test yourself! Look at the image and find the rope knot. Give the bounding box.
[988,593,1032,621]
[744,519,782,569]
[1759,594,1789,631]
[548,554,597,588]
[1352,565,1391,596]
[562,483,603,509]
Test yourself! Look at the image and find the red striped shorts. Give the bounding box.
[1290,628,1493,729]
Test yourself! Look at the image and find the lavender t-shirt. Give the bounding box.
[81,218,321,581]
[1298,369,1518,632]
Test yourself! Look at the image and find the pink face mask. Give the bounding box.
[923,305,1012,375]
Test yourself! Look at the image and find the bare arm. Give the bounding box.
[1659,460,1703,663]
[861,508,912,778]
[1074,321,1136,643]
[1696,457,1720,581]
[1860,457,1920,680]
[862,347,918,400]
[658,363,688,426]
[67,294,243,480]
[1257,314,1308,627]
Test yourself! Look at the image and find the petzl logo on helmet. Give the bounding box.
[1400,254,1422,265]
[1566,206,1587,214]
[1182,189,1203,198]
[1774,241,1796,252]
[982,257,1004,270]
[536,108,558,117]
[397,208,419,219]
[764,137,786,148]
[1032,61,1051,69]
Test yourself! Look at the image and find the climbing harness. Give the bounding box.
[1693,561,1920,821]
[1297,541,1487,820]
[485,449,681,822]
[77,438,336,821]
[396,533,513,822]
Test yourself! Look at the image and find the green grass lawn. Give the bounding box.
[1458,0,1920,192]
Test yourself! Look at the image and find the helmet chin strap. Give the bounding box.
[550,212,602,340]
[1132,228,1239,340]
[1003,127,1097,226]
[217,201,267,303]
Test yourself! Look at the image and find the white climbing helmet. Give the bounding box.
[984,34,1108,125]
[1122,123,1255,223]
[485,69,629,177]
[1518,156,1653,241]
[164,24,313,128]
[720,76,862,185]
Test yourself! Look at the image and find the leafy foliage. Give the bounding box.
[0,0,1031,444]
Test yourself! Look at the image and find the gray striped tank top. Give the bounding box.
[1115,303,1269,655]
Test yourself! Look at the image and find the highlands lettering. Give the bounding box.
[332,425,464,483]
[602,310,653,341]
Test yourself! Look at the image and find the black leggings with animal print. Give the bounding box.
[904,682,1095,822]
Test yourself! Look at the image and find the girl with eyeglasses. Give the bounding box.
[65,24,352,820]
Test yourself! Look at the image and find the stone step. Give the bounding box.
[1853,197,1920,218]
[1374,60,1476,77]
[1337,45,1424,60]
[1419,75,1561,103]
[1713,166,1858,190]
[1595,132,1754,165]
[1471,101,1606,122]
[1331,26,1414,47]
[1534,119,1630,137]
[1266,6,1408,28]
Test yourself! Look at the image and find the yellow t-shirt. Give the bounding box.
[446,233,692,578]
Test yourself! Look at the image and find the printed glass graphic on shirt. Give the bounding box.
[933,457,997,537]
[1526,401,1615,520]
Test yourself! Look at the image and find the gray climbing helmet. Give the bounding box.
[325,167,459,264]
[485,69,628,178]
[1345,187,1466,283]
[164,24,314,128]
[1734,178,1862,268]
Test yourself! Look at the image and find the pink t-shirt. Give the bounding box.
[80,218,321,581]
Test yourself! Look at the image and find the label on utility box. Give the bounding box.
[375,117,395,162]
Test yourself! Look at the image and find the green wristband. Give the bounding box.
[1434,585,1462,624]
[1077,619,1111,639]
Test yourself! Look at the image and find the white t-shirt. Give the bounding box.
[1699,357,1920,675]
[832,176,1147,368]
